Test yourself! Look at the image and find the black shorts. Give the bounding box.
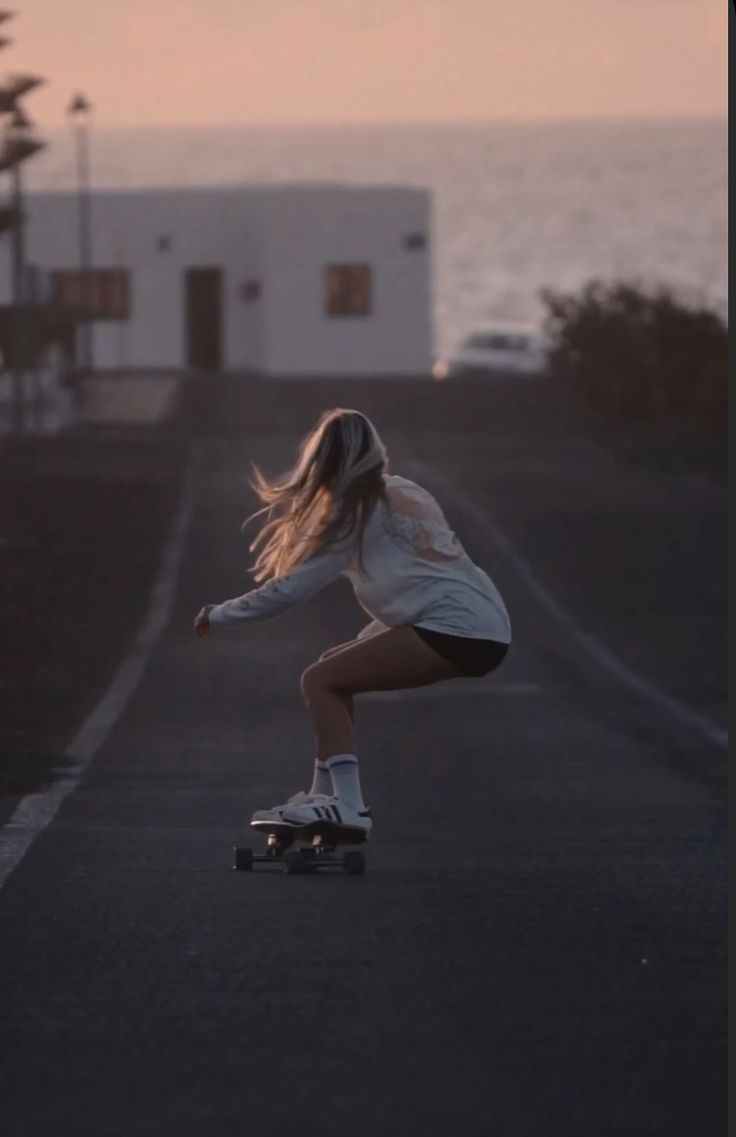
[412,625,509,678]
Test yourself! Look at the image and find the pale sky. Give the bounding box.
[5,0,728,129]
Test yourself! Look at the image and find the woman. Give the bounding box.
[194,407,511,834]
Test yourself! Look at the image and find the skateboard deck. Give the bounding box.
[233,818,368,874]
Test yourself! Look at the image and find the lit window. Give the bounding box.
[325,264,371,317]
[51,269,131,320]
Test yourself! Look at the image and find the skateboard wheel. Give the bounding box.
[342,851,366,875]
[284,849,310,874]
[233,846,254,871]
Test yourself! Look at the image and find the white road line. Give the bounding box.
[408,459,728,750]
[0,443,199,891]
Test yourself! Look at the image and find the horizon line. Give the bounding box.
[37,111,728,134]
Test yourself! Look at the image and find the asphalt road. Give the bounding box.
[0,380,726,1136]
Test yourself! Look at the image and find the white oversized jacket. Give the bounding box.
[208,474,511,643]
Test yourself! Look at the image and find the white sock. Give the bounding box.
[308,760,332,797]
[325,754,366,812]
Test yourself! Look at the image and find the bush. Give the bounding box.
[539,279,727,433]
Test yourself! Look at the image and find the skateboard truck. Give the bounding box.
[233,820,367,875]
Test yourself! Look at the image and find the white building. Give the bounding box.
[0,183,433,377]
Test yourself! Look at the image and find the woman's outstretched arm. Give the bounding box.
[204,542,354,629]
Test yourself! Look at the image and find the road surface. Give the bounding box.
[0,380,726,1136]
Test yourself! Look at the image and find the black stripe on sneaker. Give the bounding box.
[330,805,342,823]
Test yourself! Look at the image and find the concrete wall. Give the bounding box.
[1,184,432,376]
[4,188,265,372]
[258,185,432,376]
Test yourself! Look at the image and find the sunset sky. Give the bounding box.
[5,0,728,129]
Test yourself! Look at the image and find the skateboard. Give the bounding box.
[233,819,368,875]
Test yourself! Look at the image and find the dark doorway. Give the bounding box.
[184,267,223,372]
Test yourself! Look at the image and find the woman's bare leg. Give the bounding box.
[301,627,463,761]
[317,638,363,724]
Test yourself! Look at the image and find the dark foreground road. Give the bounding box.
[0,380,726,1137]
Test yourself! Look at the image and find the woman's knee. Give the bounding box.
[301,658,349,703]
[300,661,329,702]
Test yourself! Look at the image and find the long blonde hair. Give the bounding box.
[244,408,388,582]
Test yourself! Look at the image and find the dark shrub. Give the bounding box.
[540,279,727,434]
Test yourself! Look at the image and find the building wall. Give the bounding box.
[10,189,266,372]
[258,186,432,376]
[214,191,265,372]
[2,184,432,376]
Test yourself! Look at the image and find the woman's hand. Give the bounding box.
[194,605,213,639]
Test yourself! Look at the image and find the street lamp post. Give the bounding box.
[67,92,93,373]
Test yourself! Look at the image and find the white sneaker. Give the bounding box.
[250,790,333,827]
[281,795,373,834]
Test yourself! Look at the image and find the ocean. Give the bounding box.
[28,118,727,355]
